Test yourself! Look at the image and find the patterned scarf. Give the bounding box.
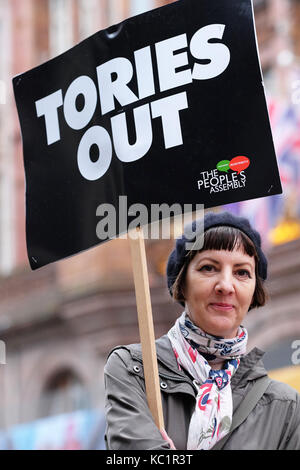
[167,311,248,450]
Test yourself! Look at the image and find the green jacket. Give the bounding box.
[104,334,300,450]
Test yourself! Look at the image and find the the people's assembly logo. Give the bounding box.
[197,156,250,194]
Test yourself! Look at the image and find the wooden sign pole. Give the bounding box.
[129,226,165,431]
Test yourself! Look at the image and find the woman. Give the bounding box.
[104,211,300,450]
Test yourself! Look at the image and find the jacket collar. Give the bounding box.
[231,346,268,387]
[128,334,268,386]
[128,334,187,379]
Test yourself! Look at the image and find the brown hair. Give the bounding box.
[172,225,268,310]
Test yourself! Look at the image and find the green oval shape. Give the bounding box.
[217,160,230,173]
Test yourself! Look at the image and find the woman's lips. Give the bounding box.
[209,303,234,311]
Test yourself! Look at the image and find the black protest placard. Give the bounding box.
[13,0,282,270]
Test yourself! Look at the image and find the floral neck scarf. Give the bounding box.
[167,311,248,450]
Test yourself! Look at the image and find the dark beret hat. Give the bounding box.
[166,211,268,297]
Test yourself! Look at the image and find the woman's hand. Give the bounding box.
[160,428,176,449]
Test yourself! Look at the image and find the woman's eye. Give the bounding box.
[236,269,251,278]
[199,264,215,272]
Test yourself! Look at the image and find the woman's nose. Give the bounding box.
[215,272,235,295]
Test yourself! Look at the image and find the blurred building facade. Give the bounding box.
[0,0,299,449]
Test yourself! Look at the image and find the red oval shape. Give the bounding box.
[229,156,250,174]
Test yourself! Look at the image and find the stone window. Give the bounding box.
[40,368,90,418]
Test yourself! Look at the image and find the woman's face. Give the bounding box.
[183,248,256,339]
